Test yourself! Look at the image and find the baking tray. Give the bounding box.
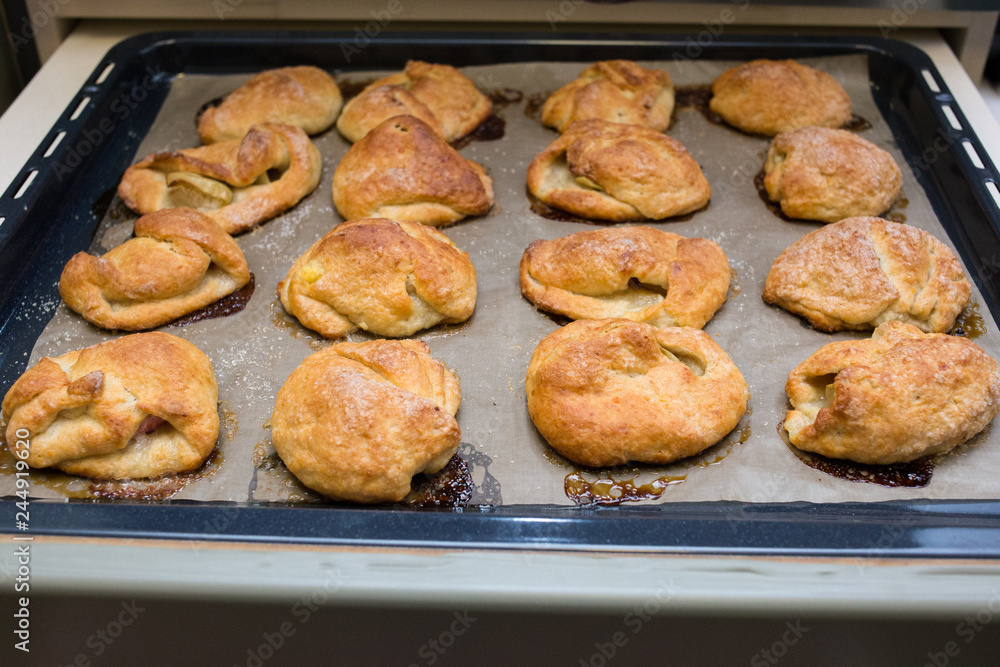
[2,31,1000,557]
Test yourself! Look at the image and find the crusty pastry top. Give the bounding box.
[710,59,852,136]
[527,119,711,221]
[520,226,730,328]
[59,208,250,331]
[525,319,749,467]
[785,321,1000,464]
[271,339,461,503]
[2,332,219,479]
[763,217,970,333]
[541,60,674,133]
[118,123,321,235]
[336,60,492,143]
[197,66,343,143]
[277,218,477,338]
[332,115,493,226]
[764,127,902,223]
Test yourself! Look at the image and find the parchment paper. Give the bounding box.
[6,54,1000,506]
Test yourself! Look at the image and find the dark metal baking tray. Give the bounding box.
[2,31,1000,558]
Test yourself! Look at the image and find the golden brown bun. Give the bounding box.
[710,59,852,136]
[520,226,729,328]
[785,321,1000,464]
[118,123,321,235]
[764,127,902,222]
[525,319,749,467]
[271,339,461,503]
[763,217,970,333]
[541,60,674,133]
[277,218,477,338]
[59,208,250,331]
[526,120,710,221]
[2,332,219,479]
[332,115,493,226]
[336,61,492,143]
[197,66,343,143]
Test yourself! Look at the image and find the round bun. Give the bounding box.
[527,119,710,221]
[333,115,493,226]
[271,339,461,503]
[525,319,749,467]
[197,66,343,144]
[785,321,1000,464]
[277,218,477,338]
[710,59,852,136]
[763,217,970,333]
[336,60,491,143]
[520,225,730,329]
[764,127,901,222]
[541,60,674,133]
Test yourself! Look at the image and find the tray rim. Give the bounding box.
[3,29,1000,559]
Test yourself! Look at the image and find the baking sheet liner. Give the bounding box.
[4,54,1000,506]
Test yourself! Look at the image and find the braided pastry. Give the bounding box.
[59,208,250,331]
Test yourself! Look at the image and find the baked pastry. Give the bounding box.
[785,321,1000,464]
[520,226,729,328]
[710,59,852,136]
[763,217,970,333]
[336,61,492,143]
[332,115,493,225]
[59,208,250,331]
[271,339,461,503]
[527,120,710,221]
[763,127,902,222]
[197,66,342,144]
[118,123,322,235]
[525,319,749,467]
[278,218,477,338]
[2,332,219,479]
[541,60,674,133]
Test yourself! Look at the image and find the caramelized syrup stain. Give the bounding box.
[487,88,524,108]
[729,267,742,298]
[884,197,908,223]
[754,170,795,222]
[523,92,550,120]
[270,299,327,350]
[219,401,239,442]
[169,273,255,327]
[777,419,933,488]
[673,85,726,128]
[951,300,985,339]
[404,455,473,507]
[195,95,226,127]
[451,114,506,149]
[843,114,873,132]
[565,471,686,506]
[553,405,752,505]
[0,440,224,501]
[336,77,379,100]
